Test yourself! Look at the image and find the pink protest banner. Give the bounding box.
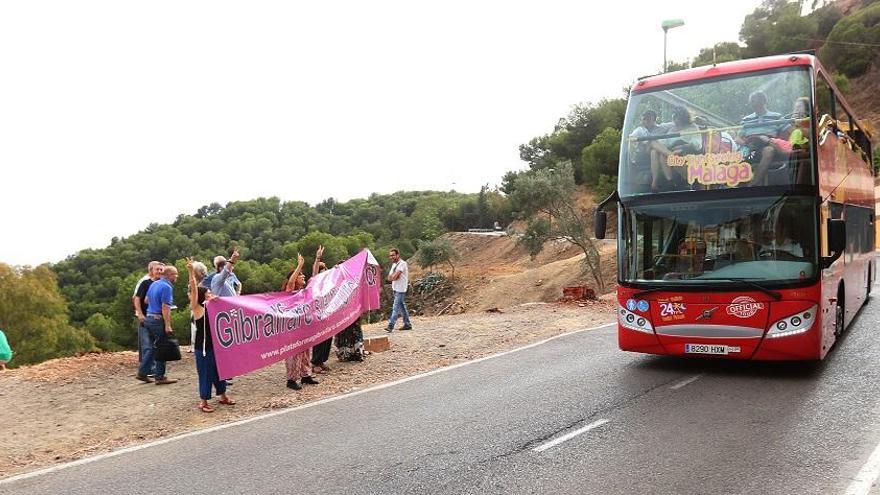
[206,249,381,379]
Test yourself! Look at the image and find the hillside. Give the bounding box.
[410,233,616,314]
[404,185,618,313]
[848,63,880,132]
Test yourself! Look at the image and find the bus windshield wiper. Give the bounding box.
[704,278,782,300]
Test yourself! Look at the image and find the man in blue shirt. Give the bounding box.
[138,266,179,384]
[210,248,242,297]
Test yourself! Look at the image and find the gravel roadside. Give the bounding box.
[0,301,613,479]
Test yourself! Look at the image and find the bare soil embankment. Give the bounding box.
[410,232,617,314]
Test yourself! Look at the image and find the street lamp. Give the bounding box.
[662,19,685,72]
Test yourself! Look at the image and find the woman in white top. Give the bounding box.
[648,106,703,191]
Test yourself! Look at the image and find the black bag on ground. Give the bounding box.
[335,321,364,362]
[154,338,182,362]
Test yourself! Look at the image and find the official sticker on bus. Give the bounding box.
[659,301,687,321]
[626,299,637,311]
[726,296,765,319]
[637,300,650,312]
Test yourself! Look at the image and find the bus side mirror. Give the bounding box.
[594,190,619,240]
[823,218,846,268]
[594,210,607,239]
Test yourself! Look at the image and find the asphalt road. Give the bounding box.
[5,295,880,495]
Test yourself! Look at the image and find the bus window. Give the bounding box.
[835,95,852,136]
[621,196,818,283]
[816,75,833,121]
[619,67,815,196]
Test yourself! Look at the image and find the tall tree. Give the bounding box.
[0,264,97,366]
[510,162,606,292]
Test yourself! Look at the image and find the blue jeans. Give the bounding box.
[194,348,226,400]
[137,323,156,375]
[139,318,167,379]
[389,291,410,328]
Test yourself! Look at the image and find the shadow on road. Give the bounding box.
[629,355,827,381]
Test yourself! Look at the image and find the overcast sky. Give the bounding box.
[0,0,760,266]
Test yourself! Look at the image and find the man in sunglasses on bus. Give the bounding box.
[738,91,792,186]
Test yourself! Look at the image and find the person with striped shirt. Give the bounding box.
[737,91,792,186]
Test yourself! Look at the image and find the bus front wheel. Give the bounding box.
[834,289,846,338]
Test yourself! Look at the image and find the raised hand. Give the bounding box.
[297,253,304,267]
[185,256,194,272]
[230,247,240,263]
[316,244,325,260]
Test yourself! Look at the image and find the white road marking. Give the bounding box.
[0,321,617,485]
[670,374,705,390]
[533,419,610,453]
[844,438,880,495]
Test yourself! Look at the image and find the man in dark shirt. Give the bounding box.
[133,261,163,377]
[138,266,179,384]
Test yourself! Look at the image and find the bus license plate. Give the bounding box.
[684,344,741,355]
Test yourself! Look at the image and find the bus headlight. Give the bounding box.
[619,305,654,333]
[766,305,817,338]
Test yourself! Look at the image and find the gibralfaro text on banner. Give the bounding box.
[206,249,381,379]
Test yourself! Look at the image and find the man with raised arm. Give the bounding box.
[210,248,242,298]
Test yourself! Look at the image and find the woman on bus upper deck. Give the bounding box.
[648,106,702,192]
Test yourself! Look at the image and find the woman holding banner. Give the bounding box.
[283,253,320,390]
[310,246,334,374]
[186,257,234,413]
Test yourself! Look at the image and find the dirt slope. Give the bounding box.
[410,231,617,313]
[849,63,880,133]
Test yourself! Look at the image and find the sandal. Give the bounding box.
[218,396,236,405]
[312,366,325,374]
[198,402,215,413]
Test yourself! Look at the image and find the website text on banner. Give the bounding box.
[206,250,381,379]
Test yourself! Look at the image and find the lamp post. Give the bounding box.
[662,19,685,72]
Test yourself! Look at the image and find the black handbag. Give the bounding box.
[154,337,182,362]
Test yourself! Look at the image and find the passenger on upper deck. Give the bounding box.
[737,91,793,186]
[787,97,810,149]
[628,110,672,190]
[647,106,702,192]
[630,110,673,142]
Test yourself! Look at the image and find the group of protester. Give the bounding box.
[131,247,412,412]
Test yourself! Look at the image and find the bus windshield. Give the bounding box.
[620,195,818,285]
[619,67,814,197]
